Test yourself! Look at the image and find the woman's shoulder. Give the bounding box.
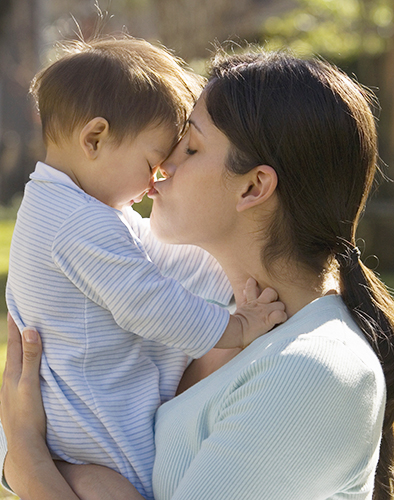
[237,294,384,388]
[162,295,385,426]
[155,295,385,500]
[208,296,385,453]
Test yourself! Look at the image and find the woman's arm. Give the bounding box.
[0,315,80,500]
[56,462,146,500]
[0,315,144,500]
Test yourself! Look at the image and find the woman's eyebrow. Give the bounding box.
[188,119,204,136]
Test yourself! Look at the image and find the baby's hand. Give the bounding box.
[234,278,287,348]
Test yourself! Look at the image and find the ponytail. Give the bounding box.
[337,243,394,500]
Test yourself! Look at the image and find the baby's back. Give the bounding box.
[6,177,179,500]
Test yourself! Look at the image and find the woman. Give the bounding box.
[2,50,394,499]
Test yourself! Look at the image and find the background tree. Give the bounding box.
[0,0,12,37]
[0,0,42,206]
[260,0,394,272]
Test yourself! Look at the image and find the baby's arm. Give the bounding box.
[215,279,287,349]
[122,207,233,304]
[53,205,231,358]
[54,206,285,358]
[124,209,286,349]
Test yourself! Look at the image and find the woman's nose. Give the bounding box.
[149,165,159,185]
[159,139,185,178]
[159,160,176,178]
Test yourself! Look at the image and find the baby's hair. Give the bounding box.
[30,35,205,146]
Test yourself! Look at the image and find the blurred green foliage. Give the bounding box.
[0,220,14,316]
[262,0,394,59]
[0,221,15,280]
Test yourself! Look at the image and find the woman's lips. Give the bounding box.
[148,178,167,198]
[147,186,158,198]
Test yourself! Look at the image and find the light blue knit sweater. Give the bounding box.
[153,295,386,500]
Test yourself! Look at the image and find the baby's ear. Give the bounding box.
[80,117,110,159]
[236,165,278,212]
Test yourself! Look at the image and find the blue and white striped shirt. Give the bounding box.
[6,162,233,500]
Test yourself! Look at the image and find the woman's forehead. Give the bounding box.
[188,96,218,138]
[187,118,204,136]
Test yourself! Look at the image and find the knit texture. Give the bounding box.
[153,295,385,500]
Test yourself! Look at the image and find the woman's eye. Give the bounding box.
[185,148,197,156]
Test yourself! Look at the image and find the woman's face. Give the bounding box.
[149,95,240,249]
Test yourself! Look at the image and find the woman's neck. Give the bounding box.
[209,241,337,319]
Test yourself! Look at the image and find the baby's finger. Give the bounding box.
[268,308,288,326]
[244,278,259,302]
[257,287,279,304]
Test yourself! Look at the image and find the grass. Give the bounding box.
[0,220,13,383]
[0,489,18,500]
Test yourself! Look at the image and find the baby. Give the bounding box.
[6,36,285,500]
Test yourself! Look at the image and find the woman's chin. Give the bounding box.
[150,210,182,245]
[149,208,168,241]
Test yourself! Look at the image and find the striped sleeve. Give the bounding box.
[122,207,233,305]
[52,203,230,358]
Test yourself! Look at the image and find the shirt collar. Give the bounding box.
[30,162,85,194]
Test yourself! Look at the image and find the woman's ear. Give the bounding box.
[236,165,278,212]
[79,117,110,160]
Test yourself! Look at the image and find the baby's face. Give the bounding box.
[100,124,176,211]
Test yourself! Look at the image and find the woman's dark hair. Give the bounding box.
[205,50,394,499]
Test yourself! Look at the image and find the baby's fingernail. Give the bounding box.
[23,328,38,343]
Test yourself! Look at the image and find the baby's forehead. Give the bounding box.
[154,122,180,148]
[132,121,178,159]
